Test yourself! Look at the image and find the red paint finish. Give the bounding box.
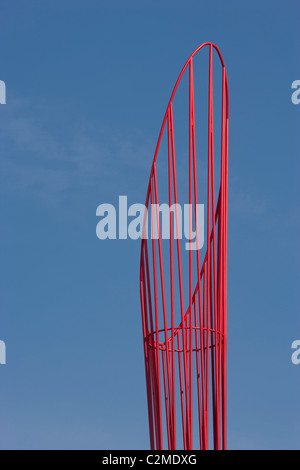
[140,43,229,450]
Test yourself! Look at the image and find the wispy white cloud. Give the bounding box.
[229,189,268,216]
[229,173,268,217]
[0,97,154,203]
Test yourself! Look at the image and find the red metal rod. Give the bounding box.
[140,43,229,450]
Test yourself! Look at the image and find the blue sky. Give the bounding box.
[0,0,299,449]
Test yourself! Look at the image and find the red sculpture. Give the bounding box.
[139,43,229,450]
